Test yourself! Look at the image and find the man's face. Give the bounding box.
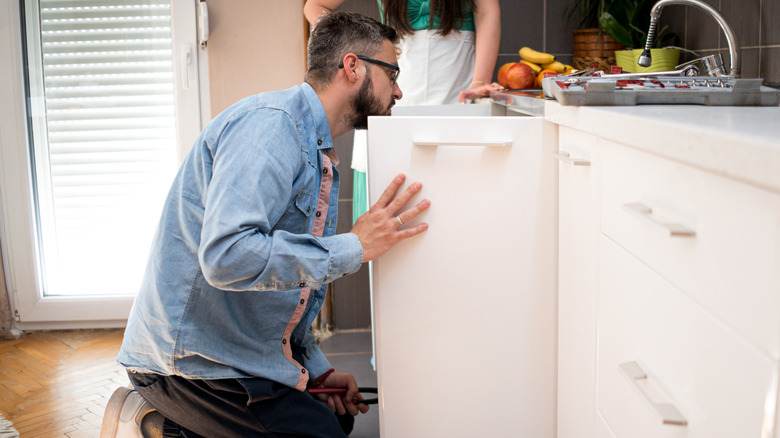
[348,41,402,130]
[350,73,388,130]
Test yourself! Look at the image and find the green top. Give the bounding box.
[377,0,475,32]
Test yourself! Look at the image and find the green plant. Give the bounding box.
[565,0,611,30]
[598,0,676,48]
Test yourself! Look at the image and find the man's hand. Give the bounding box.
[350,173,430,262]
[312,372,369,416]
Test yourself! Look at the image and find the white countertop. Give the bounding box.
[544,101,780,194]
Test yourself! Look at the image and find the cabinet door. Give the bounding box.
[556,126,599,438]
[597,236,776,438]
[367,115,558,438]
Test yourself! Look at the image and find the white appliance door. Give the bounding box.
[367,114,558,437]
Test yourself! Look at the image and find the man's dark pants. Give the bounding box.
[128,371,355,438]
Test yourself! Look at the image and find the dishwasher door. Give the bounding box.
[367,113,558,437]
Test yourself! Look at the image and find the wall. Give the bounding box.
[656,0,779,83]
[206,0,307,117]
[497,0,779,85]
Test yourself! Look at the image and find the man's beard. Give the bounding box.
[349,73,394,130]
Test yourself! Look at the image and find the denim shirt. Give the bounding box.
[117,83,364,391]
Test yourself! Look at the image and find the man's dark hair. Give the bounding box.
[305,11,399,90]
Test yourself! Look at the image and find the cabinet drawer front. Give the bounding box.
[600,140,780,358]
[597,238,776,438]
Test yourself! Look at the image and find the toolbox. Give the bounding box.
[541,75,780,106]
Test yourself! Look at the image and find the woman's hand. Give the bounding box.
[458,81,505,103]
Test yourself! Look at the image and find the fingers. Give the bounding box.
[352,175,430,262]
[459,83,507,103]
[343,397,360,416]
[391,181,422,208]
[342,376,361,416]
[397,198,430,226]
[331,394,347,416]
[375,173,406,208]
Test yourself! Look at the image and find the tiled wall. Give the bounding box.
[333,0,779,100]
[498,0,779,85]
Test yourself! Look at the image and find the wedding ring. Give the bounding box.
[397,216,404,226]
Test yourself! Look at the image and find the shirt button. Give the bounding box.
[301,369,307,374]
[282,338,287,344]
[323,168,328,174]
[299,282,305,287]
[315,211,321,217]
[300,299,305,305]
[317,139,323,145]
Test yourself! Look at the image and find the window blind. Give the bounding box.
[34,0,179,296]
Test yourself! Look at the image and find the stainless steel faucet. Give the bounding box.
[637,0,741,78]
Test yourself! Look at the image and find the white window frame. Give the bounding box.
[0,0,210,329]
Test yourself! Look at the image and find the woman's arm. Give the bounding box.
[458,0,502,102]
[304,0,345,26]
[471,0,501,84]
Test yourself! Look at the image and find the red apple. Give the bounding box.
[497,62,514,88]
[505,62,536,89]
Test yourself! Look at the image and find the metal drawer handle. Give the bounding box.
[413,140,512,147]
[619,361,688,426]
[552,150,591,166]
[622,202,695,237]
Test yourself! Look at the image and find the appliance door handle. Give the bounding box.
[622,202,696,237]
[413,140,512,147]
[552,150,591,166]
[619,361,688,426]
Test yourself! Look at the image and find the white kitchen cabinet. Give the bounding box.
[595,412,618,438]
[594,141,780,438]
[600,140,780,360]
[598,236,776,437]
[548,102,780,438]
[367,112,558,437]
[555,126,600,438]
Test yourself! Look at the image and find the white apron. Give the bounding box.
[351,30,476,173]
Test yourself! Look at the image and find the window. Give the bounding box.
[0,0,207,327]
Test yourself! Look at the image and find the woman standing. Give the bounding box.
[305,0,501,105]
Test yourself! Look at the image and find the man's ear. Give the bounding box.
[341,53,360,83]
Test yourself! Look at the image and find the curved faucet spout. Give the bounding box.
[637,0,740,78]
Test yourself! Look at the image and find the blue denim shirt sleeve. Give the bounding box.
[197,107,363,291]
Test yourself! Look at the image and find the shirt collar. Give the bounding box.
[301,82,334,153]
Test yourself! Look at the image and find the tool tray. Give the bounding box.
[542,75,780,106]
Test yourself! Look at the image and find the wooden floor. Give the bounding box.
[0,329,128,437]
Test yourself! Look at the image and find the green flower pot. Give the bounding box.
[615,48,681,73]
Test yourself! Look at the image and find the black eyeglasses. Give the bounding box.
[339,55,400,85]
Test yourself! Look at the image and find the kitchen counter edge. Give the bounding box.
[543,101,780,194]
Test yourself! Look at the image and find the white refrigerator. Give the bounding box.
[367,104,558,437]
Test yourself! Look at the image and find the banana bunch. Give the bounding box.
[518,47,574,75]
